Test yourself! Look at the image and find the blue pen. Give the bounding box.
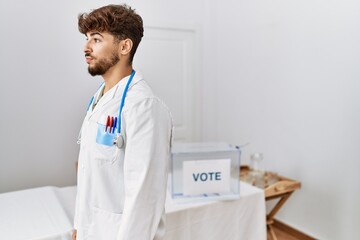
[112,117,117,133]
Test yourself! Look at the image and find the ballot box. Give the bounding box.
[170,142,241,202]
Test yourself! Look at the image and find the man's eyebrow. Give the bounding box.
[88,32,104,38]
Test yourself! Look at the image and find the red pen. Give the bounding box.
[105,116,110,132]
[109,117,113,133]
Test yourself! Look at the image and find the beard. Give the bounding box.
[88,52,120,76]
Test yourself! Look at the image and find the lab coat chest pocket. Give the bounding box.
[93,117,119,165]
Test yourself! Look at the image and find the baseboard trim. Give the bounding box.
[273,219,317,240]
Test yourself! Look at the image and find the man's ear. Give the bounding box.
[119,39,133,56]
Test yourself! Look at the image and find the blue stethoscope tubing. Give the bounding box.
[80,70,136,146]
[117,70,136,134]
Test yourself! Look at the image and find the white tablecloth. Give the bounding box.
[0,186,74,240]
[0,182,266,240]
[165,182,266,240]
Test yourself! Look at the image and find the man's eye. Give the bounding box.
[94,38,101,43]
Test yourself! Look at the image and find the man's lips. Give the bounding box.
[85,57,93,63]
[85,53,93,63]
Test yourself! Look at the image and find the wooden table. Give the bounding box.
[240,166,301,240]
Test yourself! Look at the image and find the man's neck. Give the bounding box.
[102,63,133,94]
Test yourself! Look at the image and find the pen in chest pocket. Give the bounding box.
[105,116,110,133]
[112,117,117,133]
[105,116,118,133]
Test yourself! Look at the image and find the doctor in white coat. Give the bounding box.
[73,4,173,240]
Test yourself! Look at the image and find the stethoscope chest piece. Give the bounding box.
[115,135,125,149]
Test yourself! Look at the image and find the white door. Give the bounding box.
[134,27,200,141]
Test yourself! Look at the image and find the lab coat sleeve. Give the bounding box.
[117,97,172,240]
[74,164,81,230]
[73,198,79,229]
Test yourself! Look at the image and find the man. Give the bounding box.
[73,4,172,240]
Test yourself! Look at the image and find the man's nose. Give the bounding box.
[83,41,92,54]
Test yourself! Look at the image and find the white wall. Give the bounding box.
[0,1,93,192]
[0,0,211,191]
[206,0,360,239]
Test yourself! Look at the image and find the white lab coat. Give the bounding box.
[74,72,172,240]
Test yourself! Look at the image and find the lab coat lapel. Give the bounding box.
[89,84,119,118]
[88,71,142,118]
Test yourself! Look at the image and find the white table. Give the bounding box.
[0,182,266,240]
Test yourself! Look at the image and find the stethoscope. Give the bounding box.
[77,70,136,149]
